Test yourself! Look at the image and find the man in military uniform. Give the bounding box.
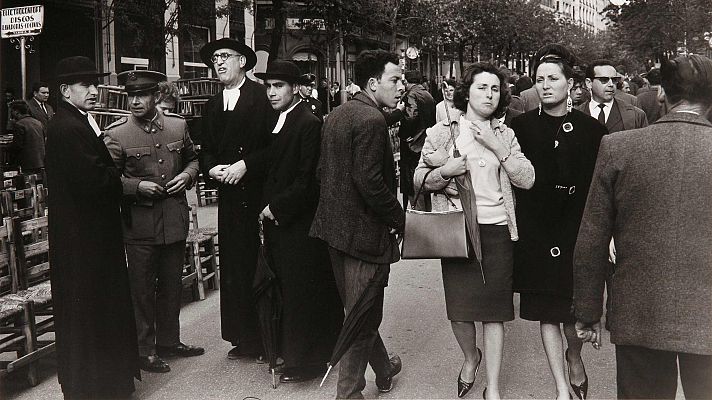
[298,73,323,120]
[104,70,204,374]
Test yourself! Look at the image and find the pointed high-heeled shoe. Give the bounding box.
[566,349,589,400]
[457,347,482,398]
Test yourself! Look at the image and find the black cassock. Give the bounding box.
[260,102,343,372]
[200,78,277,353]
[46,101,139,397]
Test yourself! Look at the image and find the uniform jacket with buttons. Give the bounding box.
[104,110,199,245]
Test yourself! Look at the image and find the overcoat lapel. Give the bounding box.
[606,100,624,132]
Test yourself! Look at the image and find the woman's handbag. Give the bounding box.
[401,169,470,259]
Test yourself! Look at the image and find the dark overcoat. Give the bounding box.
[574,113,712,355]
[309,93,404,265]
[511,109,607,298]
[200,77,277,352]
[10,115,46,170]
[577,99,648,133]
[26,98,54,128]
[260,101,342,370]
[46,101,139,396]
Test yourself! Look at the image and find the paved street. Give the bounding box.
[3,190,624,400]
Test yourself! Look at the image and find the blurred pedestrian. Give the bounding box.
[46,56,139,399]
[26,81,54,128]
[436,78,461,123]
[198,38,278,361]
[399,70,436,211]
[156,80,180,113]
[414,62,534,399]
[345,77,361,99]
[636,68,665,124]
[511,44,608,400]
[317,77,330,115]
[574,54,712,400]
[253,60,343,383]
[104,70,204,374]
[298,73,323,121]
[329,82,342,108]
[310,49,405,399]
[569,70,589,107]
[578,59,647,133]
[8,100,45,174]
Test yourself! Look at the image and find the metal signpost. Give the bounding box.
[1,5,44,98]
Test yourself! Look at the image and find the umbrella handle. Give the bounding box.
[320,364,333,387]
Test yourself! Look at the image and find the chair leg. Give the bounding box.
[21,301,39,386]
[191,242,206,300]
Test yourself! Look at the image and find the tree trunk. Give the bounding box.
[389,0,400,52]
[458,43,465,76]
[268,0,285,63]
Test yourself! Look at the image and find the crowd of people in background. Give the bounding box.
[2,33,711,400]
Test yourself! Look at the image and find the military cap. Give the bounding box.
[117,70,167,95]
[299,73,317,86]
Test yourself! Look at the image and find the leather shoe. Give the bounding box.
[156,343,204,358]
[140,355,170,373]
[376,354,402,393]
[279,372,319,383]
[457,347,481,398]
[227,346,261,360]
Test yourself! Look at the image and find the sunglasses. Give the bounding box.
[211,53,241,63]
[593,76,621,84]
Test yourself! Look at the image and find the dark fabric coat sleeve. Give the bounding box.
[9,120,26,152]
[574,136,616,324]
[53,123,122,199]
[351,114,405,231]
[269,118,321,226]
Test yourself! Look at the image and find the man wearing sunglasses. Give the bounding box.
[578,59,647,133]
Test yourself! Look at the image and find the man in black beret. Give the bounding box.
[198,38,278,361]
[103,70,203,374]
[45,56,140,399]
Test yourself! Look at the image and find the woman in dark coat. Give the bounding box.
[511,45,607,400]
[255,61,343,383]
[46,57,139,399]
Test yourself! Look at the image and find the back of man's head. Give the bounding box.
[404,70,422,84]
[354,50,400,90]
[9,100,30,117]
[646,68,661,86]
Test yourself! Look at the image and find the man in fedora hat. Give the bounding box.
[251,60,343,383]
[45,56,139,398]
[198,38,278,360]
[297,73,323,120]
[103,70,203,374]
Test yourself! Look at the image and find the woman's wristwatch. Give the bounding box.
[499,150,511,163]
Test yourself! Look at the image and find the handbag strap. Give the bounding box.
[412,168,458,210]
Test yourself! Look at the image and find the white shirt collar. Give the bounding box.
[222,76,246,111]
[589,98,614,121]
[272,99,302,134]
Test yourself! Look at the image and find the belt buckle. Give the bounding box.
[550,247,561,257]
[568,186,576,195]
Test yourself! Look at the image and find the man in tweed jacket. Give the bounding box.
[573,54,712,399]
[310,49,405,399]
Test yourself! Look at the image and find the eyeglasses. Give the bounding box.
[211,53,241,63]
[593,76,621,84]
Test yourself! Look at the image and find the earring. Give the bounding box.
[566,95,573,112]
[538,103,542,115]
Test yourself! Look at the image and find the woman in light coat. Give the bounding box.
[414,62,534,399]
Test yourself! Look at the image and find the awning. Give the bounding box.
[292,52,318,62]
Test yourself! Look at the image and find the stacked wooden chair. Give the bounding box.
[183,206,219,301]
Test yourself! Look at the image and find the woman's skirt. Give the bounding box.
[441,224,514,322]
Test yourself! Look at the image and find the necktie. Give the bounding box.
[41,103,47,115]
[597,103,606,125]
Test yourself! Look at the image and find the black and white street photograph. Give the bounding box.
[1,0,711,399]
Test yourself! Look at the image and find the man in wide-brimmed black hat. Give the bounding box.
[45,56,140,399]
[198,38,278,361]
[252,60,343,384]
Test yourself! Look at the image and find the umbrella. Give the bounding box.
[252,219,283,389]
[441,82,485,284]
[320,264,390,387]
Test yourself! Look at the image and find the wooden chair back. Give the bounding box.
[12,216,49,290]
[0,217,14,296]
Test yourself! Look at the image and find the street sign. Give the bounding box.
[1,5,44,39]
